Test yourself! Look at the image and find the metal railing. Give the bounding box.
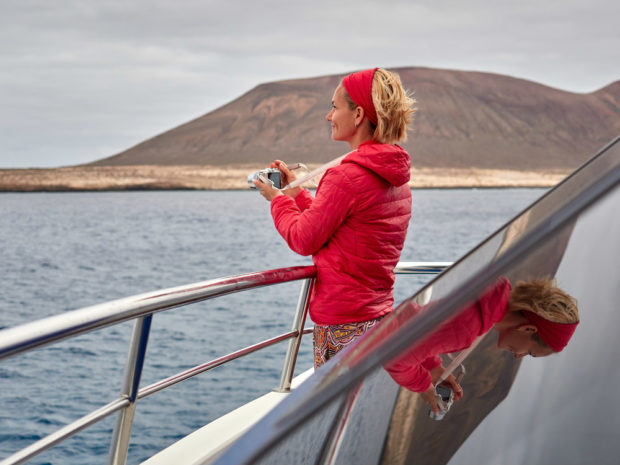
[0,261,450,465]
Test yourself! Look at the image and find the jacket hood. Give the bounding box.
[343,141,411,187]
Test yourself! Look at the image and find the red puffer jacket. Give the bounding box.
[386,278,512,392]
[270,141,412,325]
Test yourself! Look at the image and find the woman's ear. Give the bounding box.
[354,106,364,127]
[517,324,538,334]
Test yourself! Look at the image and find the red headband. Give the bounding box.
[523,311,579,352]
[342,67,379,126]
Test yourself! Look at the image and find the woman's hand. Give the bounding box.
[271,160,302,198]
[430,365,463,401]
[421,384,440,415]
[253,176,283,202]
[421,372,463,416]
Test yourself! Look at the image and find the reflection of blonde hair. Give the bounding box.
[509,278,579,324]
[344,68,416,144]
[509,278,579,348]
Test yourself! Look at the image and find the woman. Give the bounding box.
[387,276,580,413]
[254,67,416,368]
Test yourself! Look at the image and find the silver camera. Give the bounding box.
[429,384,455,421]
[248,168,282,189]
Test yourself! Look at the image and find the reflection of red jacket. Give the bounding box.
[270,141,412,325]
[387,278,512,392]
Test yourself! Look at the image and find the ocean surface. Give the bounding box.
[0,188,545,464]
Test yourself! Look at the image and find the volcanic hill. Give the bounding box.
[92,67,620,171]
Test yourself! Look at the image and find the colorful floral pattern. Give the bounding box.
[313,316,384,368]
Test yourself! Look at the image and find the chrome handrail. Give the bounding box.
[138,328,314,400]
[0,262,450,465]
[0,265,317,361]
[1,398,130,465]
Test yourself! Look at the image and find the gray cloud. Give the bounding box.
[1,0,618,167]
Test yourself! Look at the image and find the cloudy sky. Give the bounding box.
[1,0,618,168]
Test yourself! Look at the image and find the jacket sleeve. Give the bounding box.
[385,356,434,393]
[385,350,442,392]
[270,169,355,256]
[422,355,442,370]
[294,188,313,212]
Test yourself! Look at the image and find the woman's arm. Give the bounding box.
[385,357,433,393]
[270,169,355,256]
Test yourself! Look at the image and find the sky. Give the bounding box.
[1,0,619,168]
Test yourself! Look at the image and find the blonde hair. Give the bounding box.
[343,68,416,144]
[509,278,579,348]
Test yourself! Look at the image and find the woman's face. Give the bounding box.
[326,85,358,143]
[496,325,554,359]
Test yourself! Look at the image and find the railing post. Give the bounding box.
[108,314,153,465]
[274,277,314,392]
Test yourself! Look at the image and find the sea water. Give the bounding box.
[0,189,545,464]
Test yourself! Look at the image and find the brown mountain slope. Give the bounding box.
[92,68,620,170]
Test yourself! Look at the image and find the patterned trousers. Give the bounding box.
[313,315,385,369]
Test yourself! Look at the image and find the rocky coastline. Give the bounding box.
[0,165,570,191]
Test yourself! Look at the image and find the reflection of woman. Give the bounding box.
[254,68,415,368]
[387,277,579,413]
